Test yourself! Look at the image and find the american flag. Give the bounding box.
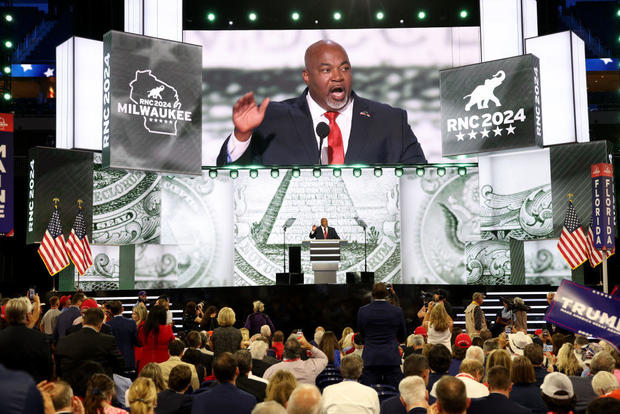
[586,217,615,267]
[66,208,93,275]
[557,201,588,269]
[38,208,70,276]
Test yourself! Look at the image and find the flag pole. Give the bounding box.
[602,249,609,293]
[76,199,83,291]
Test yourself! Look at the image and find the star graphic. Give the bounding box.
[468,130,477,140]
[492,126,503,136]
[21,64,33,72]
[44,67,54,77]
[455,132,465,141]
[506,125,516,135]
[601,58,612,65]
[480,128,490,138]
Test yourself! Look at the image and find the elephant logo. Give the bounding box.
[463,70,506,111]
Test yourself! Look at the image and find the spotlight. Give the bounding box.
[376,11,384,20]
[292,168,301,178]
[416,167,425,176]
[617,9,620,17]
[2,92,10,100]
[228,20,233,26]
[353,168,362,177]
[459,10,469,19]
[250,169,258,178]
[291,11,300,21]
[314,19,319,24]
[333,168,342,177]
[206,12,216,22]
[270,168,279,178]
[395,168,404,177]
[4,14,12,22]
[374,167,383,177]
[333,11,342,21]
[208,169,218,179]
[4,40,12,49]
[437,167,446,176]
[248,12,257,22]
[313,168,321,178]
[230,170,239,179]
[399,19,404,24]
[458,166,467,176]
[417,11,427,20]
[3,66,9,74]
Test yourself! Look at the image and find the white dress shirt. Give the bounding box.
[322,380,380,414]
[227,93,354,164]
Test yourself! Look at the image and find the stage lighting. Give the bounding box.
[206,12,216,22]
[416,167,425,176]
[399,19,404,24]
[313,168,321,178]
[230,170,239,179]
[4,14,12,22]
[617,9,620,17]
[459,10,469,19]
[437,167,446,176]
[395,168,404,177]
[3,66,9,74]
[292,168,301,178]
[333,11,342,21]
[248,12,257,22]
[208,169,218,178]
[376,11,384,20]
[417,11,426,20]
[249,169,258,178]
[270,168,279,178]
[333,168,341,177]
[3,92,10,100]
[353,168,362,177]
[291,11,300,21]
[374,167,382,177]
[228,20,233,26]
[458,166,467,176]
[4,40,12,49]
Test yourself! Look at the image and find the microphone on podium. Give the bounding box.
[316,122,330,165]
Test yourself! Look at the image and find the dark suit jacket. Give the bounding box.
[55,326,125,379]
[357,300,406,367]
[309,226,340,240]
[108,315,140,370]
[53,306,81,342]
[182,348,213,379]
[251,358,276,378]
[217,90,427,166]
[380,395,407,414]
[0,324,53,382]
[191,382,256,414]
[156,389,193,414]
[236,375,266,403]
[467,393,531,414]
[0,364,44,414]
[570,376,597,414]
[66,321,113,336]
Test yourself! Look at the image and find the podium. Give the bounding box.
[302,240,347,284]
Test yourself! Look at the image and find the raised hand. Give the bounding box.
[232,92,270,142]
[312,225,317,232]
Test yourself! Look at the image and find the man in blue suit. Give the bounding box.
[217,40,427,166]
[357,282,406,389]
[106,300,140,375]
[467,366,530,414]
[191,352,256,414]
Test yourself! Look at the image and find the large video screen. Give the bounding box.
[184,27,481,166]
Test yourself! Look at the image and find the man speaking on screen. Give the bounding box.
[217,40,427,166]
[309,218,339,240]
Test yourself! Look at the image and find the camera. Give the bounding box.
[421,290,434,305]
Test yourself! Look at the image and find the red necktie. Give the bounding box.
[324,228,327,238]
[324,112,344,164]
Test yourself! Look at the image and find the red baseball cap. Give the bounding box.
[59,295,71,306]
[80,298,98,310]
[414,326,427,337]
[534,329,543,336]
[455,333,472,349]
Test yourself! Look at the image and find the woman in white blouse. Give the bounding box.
[423,301,453,351]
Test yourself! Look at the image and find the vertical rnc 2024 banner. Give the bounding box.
[0,113,13,236]
[591,163,615,249]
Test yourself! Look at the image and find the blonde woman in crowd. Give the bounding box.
[211,307,242,357]
[556,343,583,376]
[484,349,512,382]
[127,377,157,414]
[339,327,354,349]
[423,302,453,351]
[265,370,298,408]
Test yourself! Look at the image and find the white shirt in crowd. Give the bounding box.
[430,373,489,399]
[322,380,380,414]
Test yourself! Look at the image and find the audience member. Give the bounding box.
[432,359,488,400]
[135,291,148,309]
[524,343,548,386]
[310,326,324,348]
[557,343,584,376]
[0,364,44,414]
[107,300,141,374]
[464,292,486,335]
[266,370,298,408]
[156,365,193,414]
[157,339,199,391]
[84,373,127,414]
[182,330,213,381]
[465,346,484,365]
[245,301,276,336]
[132,302,147,327]
[509,355,546,414]
[414,326,428,341]
[139,363,167,393]
[55,307,125,379]
[200,305,219,331]
[540,372,576,414]
[380,354,431,414]
[54,292,86,341]
[263,335,328,384]
[191,352,257,414]
[598,341,620,384]
[484,349,512,383]
[40,295,61,335]
[182,301,202,333]
[322,354,380,414]
[428,344,451,392]
[252,400,288,414]
[236,350,268,402]
[507,331,533,357]
[398,376,429,414]
[137,305,175,372]
[241,328,252,348]
[586,397,620,414]
[404,334,426,358]
[211,307,243,357]
[287,384,322,414]
[483,338,499,355]
[155,295,173,325]
[353,332,365,357]
[423,302,453,352]
[468,366,529,414]
[250,339,277,377]
[435,376,469,414]
[545,293,555,333]
[357,283,406,388]
[51,380,84,414]
[0,296,53,382]
[272,330,286,360]
[592,371,619,396]
[261,325,273,341]
[570,351,616,413]
[339,327,354,349]
[318,331,342,368]
[127,377,158,414]
[449,333,471,376]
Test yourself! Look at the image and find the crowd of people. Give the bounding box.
[0,284,618,414]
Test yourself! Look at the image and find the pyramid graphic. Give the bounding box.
[255,170,364,245]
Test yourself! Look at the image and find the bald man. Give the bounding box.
[217,40,427,166]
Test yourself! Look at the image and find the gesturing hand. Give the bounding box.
[233,92,270,142]
[312,225,317,232]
